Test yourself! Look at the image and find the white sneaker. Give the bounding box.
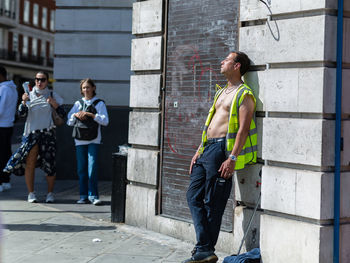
[46,192,55,203]
[2,183,11,190]
[27,192,37,203]
[0,185,3,192]
[77,198,89,204]
[92,199,102,206]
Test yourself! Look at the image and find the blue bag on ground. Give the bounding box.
[223,248,261,263]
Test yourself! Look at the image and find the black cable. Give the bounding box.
[259,0,280,42]
[259,0,269,8]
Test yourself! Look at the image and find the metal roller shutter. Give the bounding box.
[161,0,239,231]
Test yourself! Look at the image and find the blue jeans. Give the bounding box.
[186,139,232,252]
[76,144,99,200]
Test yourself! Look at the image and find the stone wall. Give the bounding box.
[127,0,350,261]
[241,0,350,262]
[54,0,134,180]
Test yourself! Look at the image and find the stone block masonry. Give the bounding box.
[54,1,133,180]
[240,0,350,262]
[126,0,350,260]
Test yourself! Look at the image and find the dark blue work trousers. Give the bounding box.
[186,139,232,252]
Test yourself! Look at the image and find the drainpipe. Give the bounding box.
[334,0,343,262]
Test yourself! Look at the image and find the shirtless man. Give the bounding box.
[182,51,257,263]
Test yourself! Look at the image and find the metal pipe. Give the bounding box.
[334,0,343,262]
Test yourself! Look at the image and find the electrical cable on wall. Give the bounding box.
[259,0,269,7]
[259,0,280,41]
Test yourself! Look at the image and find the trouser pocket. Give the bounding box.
[212,177,232,210]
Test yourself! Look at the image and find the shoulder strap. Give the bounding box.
[92,99,104,107]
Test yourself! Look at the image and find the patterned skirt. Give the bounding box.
[3,128,56,176]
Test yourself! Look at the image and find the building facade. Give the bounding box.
[0,0,55,83]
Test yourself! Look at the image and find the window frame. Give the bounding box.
[33,3,39,26]
[22,35,28,55]
[42,7,47,29]
[32,37,37,57]
[23,0,30,23]
[50,10,55,31]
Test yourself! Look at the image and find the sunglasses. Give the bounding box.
[35,77,47,82]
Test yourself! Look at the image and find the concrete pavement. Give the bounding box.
[0,173,227,263]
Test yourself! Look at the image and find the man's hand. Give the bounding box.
[189,151,200,175]
[218,159,235,179]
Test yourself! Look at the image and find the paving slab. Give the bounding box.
[0,174,228,263]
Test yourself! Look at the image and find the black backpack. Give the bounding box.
[72,99,104,141]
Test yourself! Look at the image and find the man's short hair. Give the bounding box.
[232,51,250,76]
[0,66,7,79]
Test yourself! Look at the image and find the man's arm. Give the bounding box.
[218,95,255,179]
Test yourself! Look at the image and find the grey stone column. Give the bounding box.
[126,0,163,224]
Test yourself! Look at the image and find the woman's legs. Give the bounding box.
[87,144,99,201]
[46,175,56,193]
[25,144,39,193]
[76,145,89,199]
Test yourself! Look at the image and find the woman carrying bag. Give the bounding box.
[67,78,109,205]
[3,71,65,203]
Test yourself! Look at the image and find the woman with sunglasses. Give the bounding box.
[3,71,65,203]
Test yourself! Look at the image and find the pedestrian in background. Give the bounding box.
[3,71,66,203]
[67,78,109,205]
[0,66,18,192]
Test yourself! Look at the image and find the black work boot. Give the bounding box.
[181,250,218,263]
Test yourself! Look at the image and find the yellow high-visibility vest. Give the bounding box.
[199,83,257,170]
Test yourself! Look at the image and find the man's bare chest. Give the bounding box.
[215,89,237,112]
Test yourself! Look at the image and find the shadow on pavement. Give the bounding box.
[3,223,116,232]
[1,209,109,214]
[0,173,113,222]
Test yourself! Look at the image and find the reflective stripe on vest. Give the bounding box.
[199,83,257,170]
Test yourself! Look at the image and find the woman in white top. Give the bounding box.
[3,71,65,203]
[67,78,109,205]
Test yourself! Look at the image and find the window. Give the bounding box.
[50,10,55,31]
[10,0,15,16]
[32,38,37,56]
[42,7,47,28]
[4,0,10,17]
[23,36,28,55]
[49,41,53,57]
[13,33,18,52]
[33,3,38,26]
[23,0,29,23]
[41,40,45,57]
